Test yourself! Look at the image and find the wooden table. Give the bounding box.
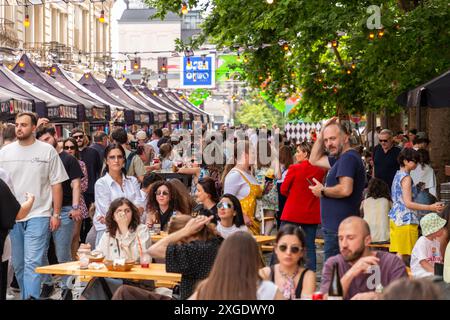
[35,261,181,283]
[151,233,276,245]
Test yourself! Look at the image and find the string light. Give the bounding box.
[187,57,191,67]
[377,28,384,38]
[133,59,139,70]
[351,62,356,69]
[51,66,57,74]
[331,40,338,48]
[369,32,375,40]
[122,65,127,74]
[346,69,352,75]
[18,60,25,68]
[181,2,188,15]
[23,5,30,28]
[266,0,274,4]
[236,53,241,62]
[282,42,289,51]
[99,1,105,23]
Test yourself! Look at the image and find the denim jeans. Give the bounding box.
[322,227,340,262]
[9,217,51,299]
[280,221,318,272]
[42,207,74,290]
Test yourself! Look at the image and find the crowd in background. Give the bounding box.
[0,113,449,301]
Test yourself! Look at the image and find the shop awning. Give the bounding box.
[12,54,92,121]
[0,65,78,121]
[0,87,34,120]
[48,65,110,122]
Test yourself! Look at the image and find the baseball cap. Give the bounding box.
[136,130,147,140]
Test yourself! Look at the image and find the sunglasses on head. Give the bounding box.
[156,190,169,196]
[217,202,233,209]
[64,145,76,150]
[277,244,302,254]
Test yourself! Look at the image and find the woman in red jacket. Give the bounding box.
[280,142,326,272]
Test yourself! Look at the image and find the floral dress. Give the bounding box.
[79,160,89,219]
[255,167,278,211]
[388,170,419,226]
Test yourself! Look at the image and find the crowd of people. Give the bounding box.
[0,112,449,301]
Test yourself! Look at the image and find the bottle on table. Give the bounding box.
[328,262,344,300]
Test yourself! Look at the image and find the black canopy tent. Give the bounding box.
[140,85,191,124]
[12,54,93,122]
[171,90,212,123]
[162,89,203,122]
[122,79,174,124]
[0,87,34,121]
[396,69,450,130]
[0,65,77,120]
[49,65,110,123]
[103,75,156,125]
[79,73,134,124]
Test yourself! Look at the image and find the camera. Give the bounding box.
[129,140,138,151]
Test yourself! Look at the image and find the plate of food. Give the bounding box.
[104,259,135,272]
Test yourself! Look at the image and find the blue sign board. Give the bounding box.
[180,55,216,89]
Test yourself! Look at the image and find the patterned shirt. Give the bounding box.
[165,237,223,299]
[388,170,419,226]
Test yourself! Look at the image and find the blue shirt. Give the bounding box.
[388,170,419,226]
[321,149,366,232]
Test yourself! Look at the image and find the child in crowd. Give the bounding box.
[410,213,447,278]
[360,178,391,243]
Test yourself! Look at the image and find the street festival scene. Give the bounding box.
[0,0,450,304]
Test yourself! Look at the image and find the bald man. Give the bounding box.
[320,217,407,300]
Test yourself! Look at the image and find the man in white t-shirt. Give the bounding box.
[147,128,162,156]
[411,213,447,278]
[0,113,68,300]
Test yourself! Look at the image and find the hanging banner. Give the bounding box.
[180,55,216,89]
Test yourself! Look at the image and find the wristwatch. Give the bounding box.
[52,214,61,220]
[72,204,80,210]
[321,187,326,197]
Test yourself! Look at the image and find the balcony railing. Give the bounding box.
[0,18,19,48]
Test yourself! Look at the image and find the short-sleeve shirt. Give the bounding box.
[59,151,84,207]
[410,236,443,278]
[0,178,21,257]
[165,237,223,300]
[321,149,366,232]
[125,148,146,178]
[0,140,68,220]
[320,252,407,299]
[373,145,401,189]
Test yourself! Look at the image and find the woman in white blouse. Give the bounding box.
[96,197,151,261]
[94,144,145,246]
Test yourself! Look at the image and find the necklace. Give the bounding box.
[279,266,300,300]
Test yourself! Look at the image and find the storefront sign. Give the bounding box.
[180,55,216,89]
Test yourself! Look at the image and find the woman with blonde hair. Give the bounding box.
[190,231,284,300]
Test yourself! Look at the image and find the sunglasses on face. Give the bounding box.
[108,155,124,161]
[72,135,84,140]
[217,202,233,209]
[379,139,389,143]
[277,244,302,254]
[64,145,76,150]
[155,191,170,196]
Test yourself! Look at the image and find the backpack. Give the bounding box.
[125,151,137,173]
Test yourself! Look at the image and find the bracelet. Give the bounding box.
[52,214,61,220]
[72,204,80,210]
[321,187,326,197]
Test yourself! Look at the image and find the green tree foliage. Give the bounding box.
[234,101,285,128]
[145,0,450,120]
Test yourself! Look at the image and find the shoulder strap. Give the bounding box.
[232,168,252,185]
[269,265,275,282]
[125,151,136,172]
[295,268,309,298]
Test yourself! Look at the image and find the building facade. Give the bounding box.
[0,0,113,76]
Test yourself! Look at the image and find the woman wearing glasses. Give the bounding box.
[63,138,89,259]
[215,194,248,239]
[93,144,145,246]
[146,180,190,231]
[259,224,316,299]
[389,148,444,262]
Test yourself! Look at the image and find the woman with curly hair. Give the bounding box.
[146,180,190,231]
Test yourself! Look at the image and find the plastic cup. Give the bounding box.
[140,253,151,268]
